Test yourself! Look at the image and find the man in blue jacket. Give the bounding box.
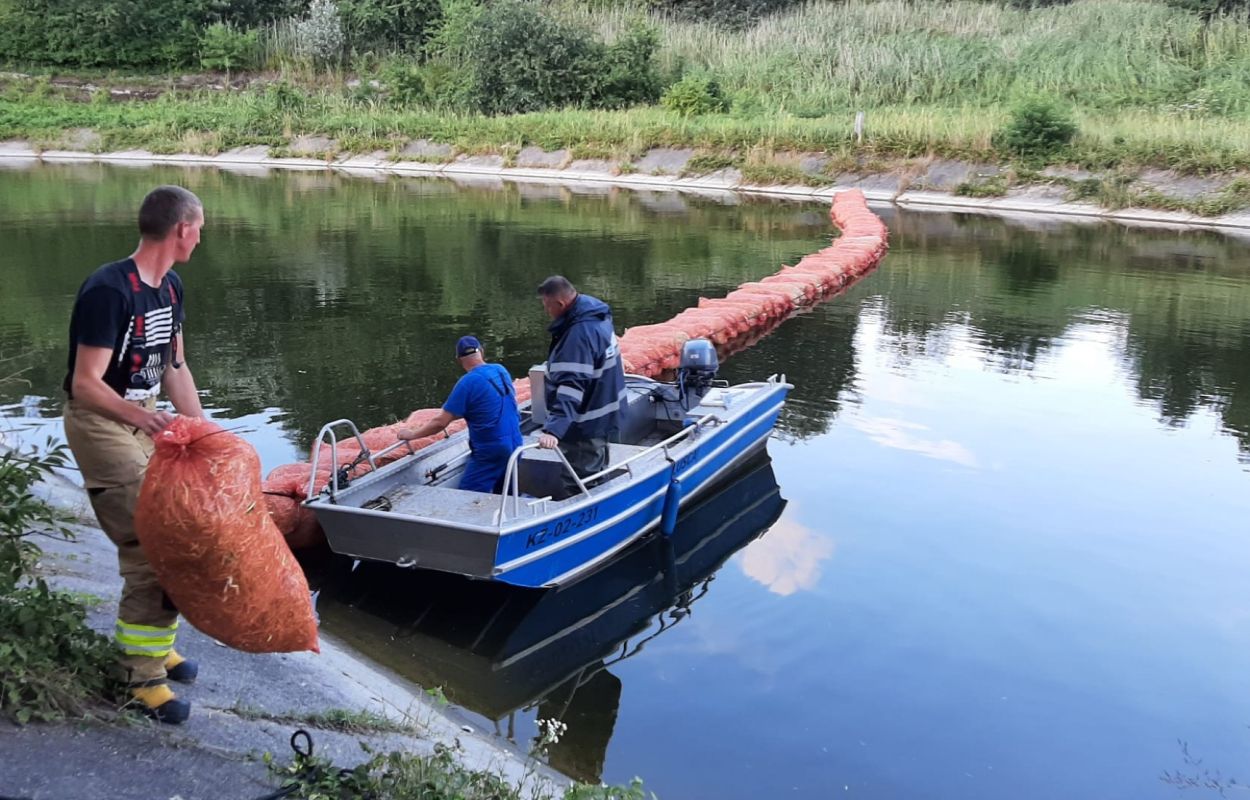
[536,276,626,497]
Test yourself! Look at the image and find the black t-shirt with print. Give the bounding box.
[63,259,185,400]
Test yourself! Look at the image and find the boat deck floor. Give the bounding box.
[369,441,660,523]
[381,483,500,521]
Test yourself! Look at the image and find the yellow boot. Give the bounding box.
[129,682,191,724]
[164,649,199,684]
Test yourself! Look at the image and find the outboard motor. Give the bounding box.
[677,338,719,407]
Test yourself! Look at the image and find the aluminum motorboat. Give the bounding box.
[303,339,792,589]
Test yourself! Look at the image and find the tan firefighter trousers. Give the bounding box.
[63,396,178,684]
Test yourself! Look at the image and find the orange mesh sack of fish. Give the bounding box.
[135,416,320,653]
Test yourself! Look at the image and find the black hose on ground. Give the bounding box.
[246,729,309,800]
[249,728,369,800]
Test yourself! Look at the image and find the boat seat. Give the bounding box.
[516,441,649,500]
[618,390,658,445]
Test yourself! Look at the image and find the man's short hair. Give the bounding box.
[537,275,577,299]
[138,186,202,240]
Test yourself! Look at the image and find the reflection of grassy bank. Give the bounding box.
[0,164,835,440]
[4,165,1250,458]
[864,210,1250,453]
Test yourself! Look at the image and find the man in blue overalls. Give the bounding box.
[398,336,523,493]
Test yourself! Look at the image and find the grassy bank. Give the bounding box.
[5,0,1250,210]
[6,79,1250,176]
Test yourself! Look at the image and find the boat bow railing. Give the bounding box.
[307,419,415,502]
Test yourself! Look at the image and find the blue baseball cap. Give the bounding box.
[456,335,482,358]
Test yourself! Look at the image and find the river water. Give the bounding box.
[2,162,1248,800]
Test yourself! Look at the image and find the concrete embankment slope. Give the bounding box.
[6,141,1250,231]
[0,465,566,800]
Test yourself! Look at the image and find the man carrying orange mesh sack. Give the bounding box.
[62,186,206,724]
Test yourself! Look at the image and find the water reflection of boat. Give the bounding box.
[313,453,786,782]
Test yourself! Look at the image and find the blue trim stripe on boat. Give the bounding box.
[505,422,778,588]
[493,390,788,587]
[537,425,779,587]
[493,391,786,574]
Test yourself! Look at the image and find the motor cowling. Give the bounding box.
[678,338,718,404]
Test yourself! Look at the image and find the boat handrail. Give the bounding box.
[495,412,726,525]
[497,444,590,524]
[306,419,415,502]
[585,412,723,486]
[664,413,724,458]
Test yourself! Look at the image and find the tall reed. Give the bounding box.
[570,0,1250,114]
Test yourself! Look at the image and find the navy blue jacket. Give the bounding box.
[543,294,625,442]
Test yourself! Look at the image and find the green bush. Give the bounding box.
[425,0,482,63]
[1162,0,1250,16]
[595,21,662,110]
[214,0,306,27]
[728,89,765,119]
[0,0,297,67]
[380,59,430,106]
[994,97,1078,158]
[339,0,442,53]
[0,442,71,595]
[293,0,345,67]
[0,443,119,724]
[424,2,659,114]
[0,0,200,66]
[200,22,261,72]
[0,582,118,725]
[445,0,604,115]
[416,62,465,109]
[266,80,308,113]
[661,74,729,116]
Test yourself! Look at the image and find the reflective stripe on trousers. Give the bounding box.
[115,619,179,657]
